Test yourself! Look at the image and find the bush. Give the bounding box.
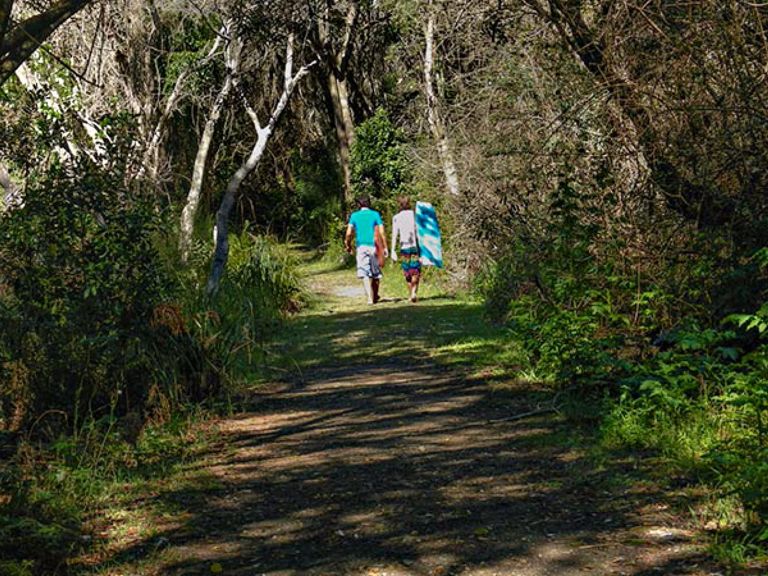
[177,230,308,393]
[227,233,307,316]
[0,160,182,432]
[482,238,768,551]
[351,108,411,205]
[600,321,768,540]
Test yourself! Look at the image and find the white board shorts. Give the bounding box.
[356,246,382,279]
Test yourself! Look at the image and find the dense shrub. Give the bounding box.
[0,161,181,432]
[351,108,411,207]
[178,230,308,392]
[602,322,768,539]
[481,243,768,552]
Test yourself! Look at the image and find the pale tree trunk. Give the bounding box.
[0,161,20,210]
[179,22,238,262]
[423,3,460,198]
[140,33,224,180]
[206,35,315,295]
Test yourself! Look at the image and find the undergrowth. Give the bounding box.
[0,184,307,575]
[0,410,212,575]
[478,243,768,567]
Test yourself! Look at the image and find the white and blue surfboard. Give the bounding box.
[416,201,443,268]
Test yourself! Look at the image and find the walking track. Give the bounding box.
[99,259,727,576]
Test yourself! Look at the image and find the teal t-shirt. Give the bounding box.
[349,208,383,247]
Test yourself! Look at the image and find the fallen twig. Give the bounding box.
[486,406,558,424]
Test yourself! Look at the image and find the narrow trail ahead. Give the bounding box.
[117,260,720,576]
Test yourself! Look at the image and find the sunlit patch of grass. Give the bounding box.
[78,480,212,576]
[709,527,768,569]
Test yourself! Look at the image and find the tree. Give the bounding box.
[422,0,460,198]
[311,0,360,213]
[0,0,93,85]
[179,19,238,262]
[207,31,315,294]
[524,0,768,228]
[0,160,19,209]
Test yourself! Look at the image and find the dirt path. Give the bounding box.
[109,262,724,575]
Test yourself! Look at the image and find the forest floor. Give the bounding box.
[80,255,746,576]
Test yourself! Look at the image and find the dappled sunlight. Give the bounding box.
[88,361,710,575]
[80,268,720,576]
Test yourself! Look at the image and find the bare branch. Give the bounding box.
[141,24,228,176]
[207,33,316,294]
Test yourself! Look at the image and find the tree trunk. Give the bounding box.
[140,31,224,181]
[0,0,92,85]
[315,0,359,217]
[206,36,315,295]
[423,4,460,198]
[327,72,355,211]
[179,25,238,262]
[207,133,268,294]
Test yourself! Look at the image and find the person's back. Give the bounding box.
[390,197,422,302]
[349,207,382,248]
[392,209,417,251]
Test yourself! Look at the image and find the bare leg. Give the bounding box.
[362,277,373,304]
[372,278,380,303]
[410,275,420,302]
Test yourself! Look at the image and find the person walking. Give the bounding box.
[390,196,421,303]
[345,196,387,304]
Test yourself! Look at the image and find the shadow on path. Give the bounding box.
[91,295,720,575]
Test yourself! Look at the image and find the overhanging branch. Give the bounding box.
[0,0,92,85]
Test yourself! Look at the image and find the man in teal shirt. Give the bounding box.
[345,196,387,304]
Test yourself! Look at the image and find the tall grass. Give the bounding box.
[0,218,308,575]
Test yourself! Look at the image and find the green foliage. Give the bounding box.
[351,108,411,203]
[321,217,353,266]
[290,146,343,245]
[178,230,308,392]
[598,321,768,540]
[0,412,208,574]
[228,232,307,316]
[482,233,768,555]
[0,160,182,431]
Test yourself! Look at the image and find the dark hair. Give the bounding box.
[397,196,411,211]
[356,196,371,208]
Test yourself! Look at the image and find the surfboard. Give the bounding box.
[415,201,443,268]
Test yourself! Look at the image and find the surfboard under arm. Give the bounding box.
[415,201,443,268]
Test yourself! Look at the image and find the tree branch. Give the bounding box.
[0,0,92,85]
[141,27,227,176]
[207,33,316,295]
[537,0,735,226]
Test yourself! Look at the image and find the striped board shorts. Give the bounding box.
[400,247,421,281]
